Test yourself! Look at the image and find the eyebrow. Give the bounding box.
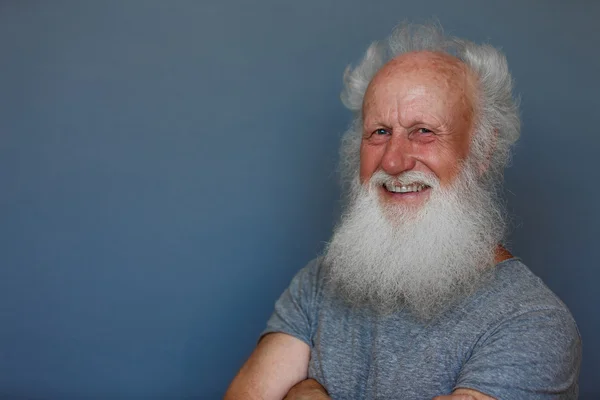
[363,114,444,130]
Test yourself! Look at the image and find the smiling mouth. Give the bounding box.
[383,182,431,193]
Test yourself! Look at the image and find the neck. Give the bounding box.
[494,245,513,264]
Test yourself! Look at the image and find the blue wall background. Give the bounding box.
[1,1,598,398]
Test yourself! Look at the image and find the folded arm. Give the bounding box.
[225,333,311,400]
[433,388,495,400]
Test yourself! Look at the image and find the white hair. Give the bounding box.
[339,22,521,192]
[324,164,505,319]
[322,23,519,318]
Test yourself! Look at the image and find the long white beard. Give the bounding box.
[323,166,505,320]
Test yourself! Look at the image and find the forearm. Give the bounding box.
[284,378,330,400]
[225,333,310,400]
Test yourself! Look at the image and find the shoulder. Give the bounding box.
[261,258,326,342]
[466,258,580,355]
[464,258,576,322]
[454,259,581,399]
[295,257,325,281]
[286,257,326,298]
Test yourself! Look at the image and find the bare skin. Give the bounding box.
[226,51,509,400]
[495,245,514,264]
[284,379,497,400]
[284,378,498,399]
[283,378,330,400]
[224,333,310,400]
[434,387,496,400]
[360,51,479,209]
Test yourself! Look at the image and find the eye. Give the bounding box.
[373,128,390,136]
[417,128,433,135]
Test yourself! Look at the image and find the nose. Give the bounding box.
[380,134,417,176]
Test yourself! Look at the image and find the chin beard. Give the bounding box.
[323,166,506,320]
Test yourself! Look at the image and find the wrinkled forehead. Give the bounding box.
[363,51,478,116]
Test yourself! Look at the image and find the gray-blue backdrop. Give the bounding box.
[1,1,598,398]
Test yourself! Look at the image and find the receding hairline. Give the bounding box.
[362,50,481,126]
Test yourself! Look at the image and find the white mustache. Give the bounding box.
[369,170,440,190]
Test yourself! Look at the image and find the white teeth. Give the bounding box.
[384,183,428,193]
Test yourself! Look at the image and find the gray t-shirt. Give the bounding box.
[262,258,581,399]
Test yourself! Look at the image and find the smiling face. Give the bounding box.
[360,51,478,208]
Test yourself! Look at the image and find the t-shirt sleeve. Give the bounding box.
[455,308,582,400]
[259,259,322,346]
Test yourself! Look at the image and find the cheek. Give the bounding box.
[424,146,466,184]
[359,142,380,182]
[452,128,472,159]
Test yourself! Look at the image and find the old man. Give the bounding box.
[225,23,581,400]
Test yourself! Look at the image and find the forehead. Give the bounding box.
[363,51,476,123]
